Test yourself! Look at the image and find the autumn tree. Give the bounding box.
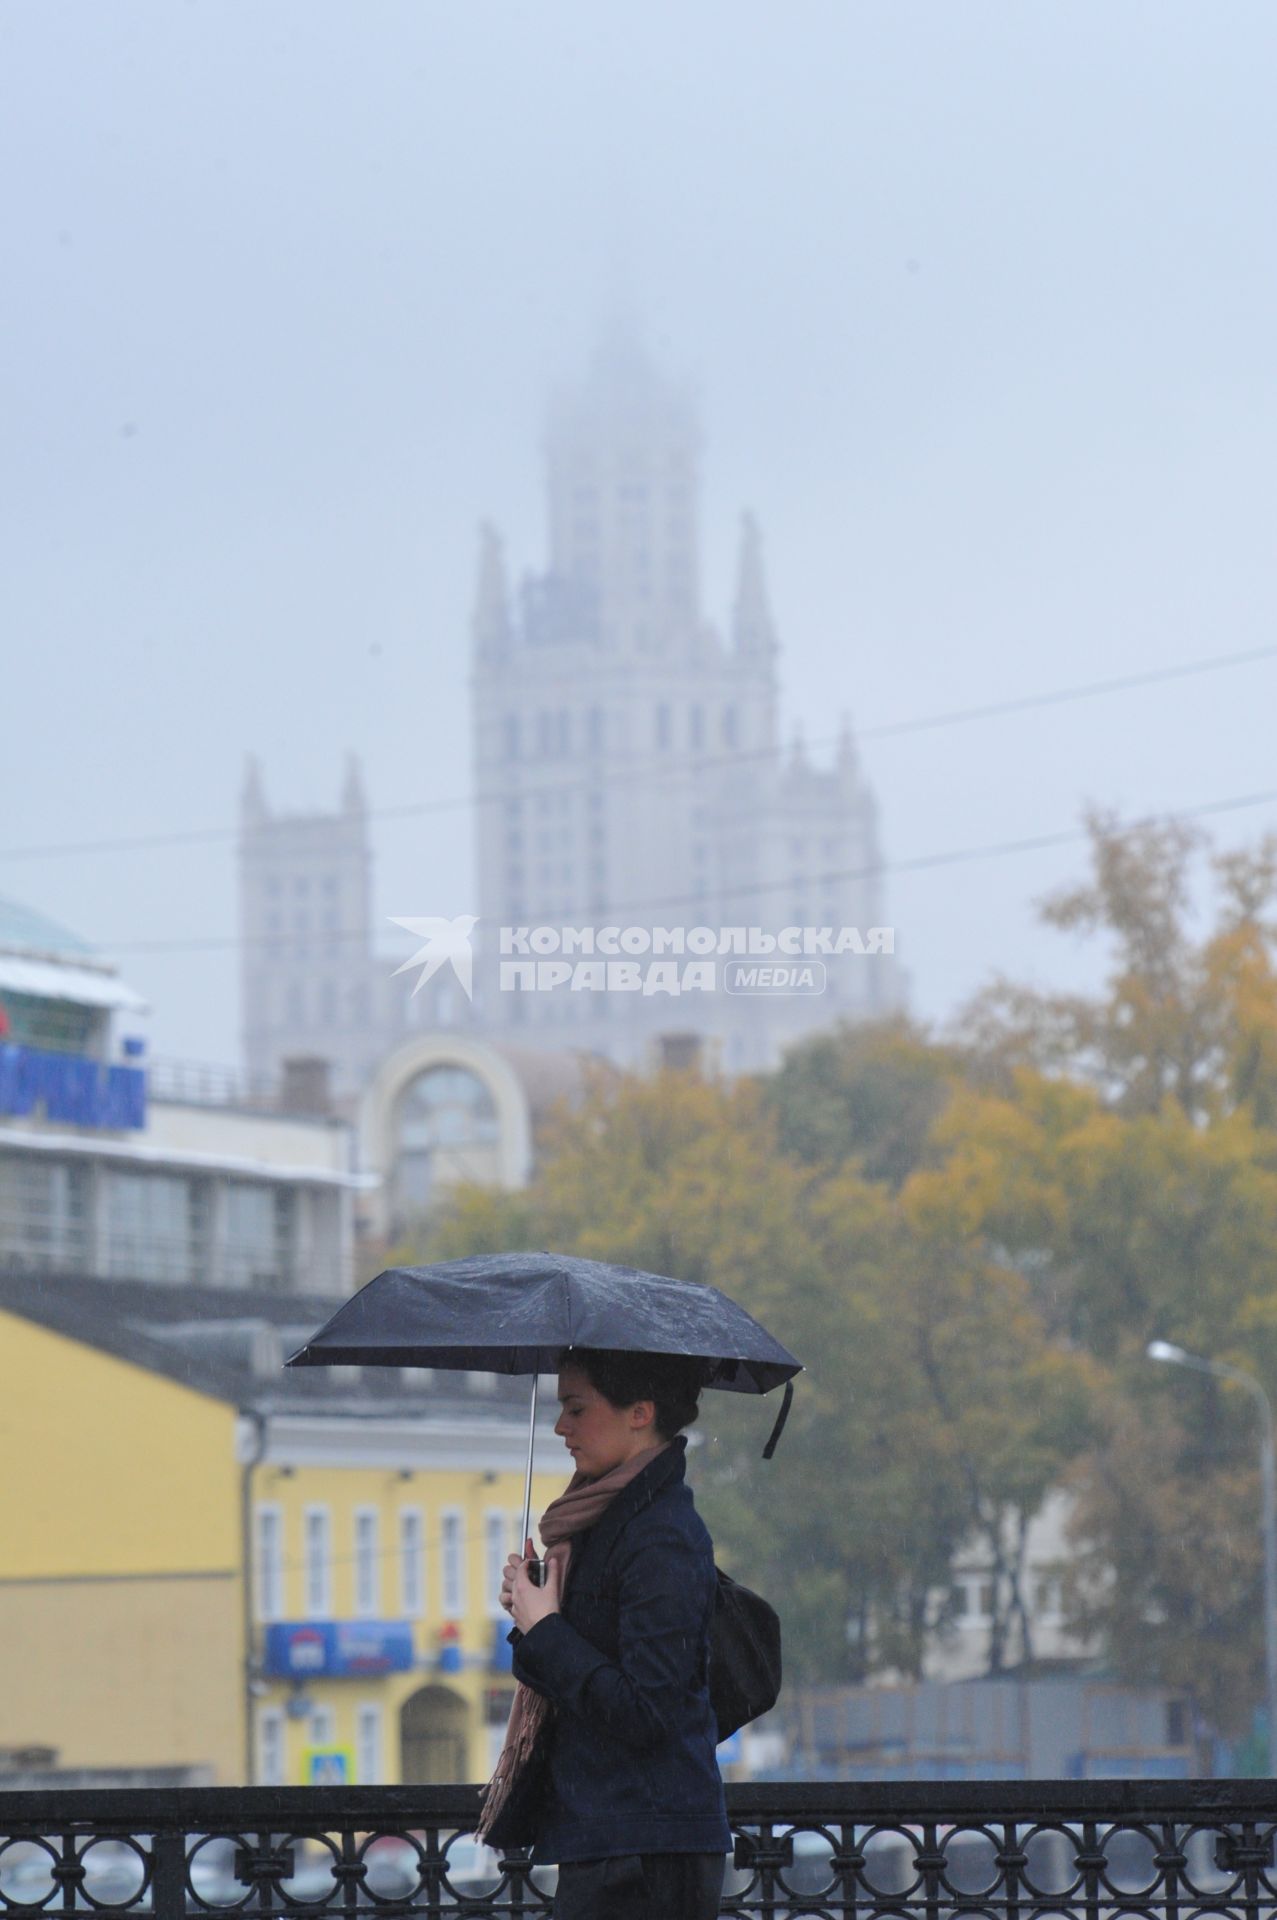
[966,811,1277,1124]
[416,1060,1094,1684]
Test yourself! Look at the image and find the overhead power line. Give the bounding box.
[1,642,1273,863]
[99,780,1277,957]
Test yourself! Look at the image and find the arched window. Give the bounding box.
[394,1065,499,1217]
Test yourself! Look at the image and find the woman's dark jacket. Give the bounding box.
[494,1438,731,1864]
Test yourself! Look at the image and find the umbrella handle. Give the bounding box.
[519,1372,539,1554]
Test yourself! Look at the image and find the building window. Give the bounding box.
[356,1703,383,1784]
[255,1505,284,1623]
[951,1576,996,1624]
[399,1508,425,1619]
[0,1153,91,1274]
[1034,1575,1064,1618]
[503,714,520,760]
[303,1506,331,1618]
[308,1703,335,1747]
[586,707,604,753]
[556,710,571,753]
[537,711,554,756]
[353,1508,380,1618]
[224,1183,294,1290]
[103,1169,205,1285]
[484,1512,508,1619]
[689,704,704,751]
[394,1066,500,1221]
[722,706,738,748]
[441,1509,465,1616]
[257,1707,286,1786]
[655,703,671,750]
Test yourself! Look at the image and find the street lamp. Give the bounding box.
[1147,1339,1277,1774]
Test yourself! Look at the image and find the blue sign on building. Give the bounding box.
[263,1621,417,1679]
[0,1044,146,1131]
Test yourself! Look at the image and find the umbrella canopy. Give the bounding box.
[286,1249,801,1394]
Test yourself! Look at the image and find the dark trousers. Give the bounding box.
[553,1850,725,1920]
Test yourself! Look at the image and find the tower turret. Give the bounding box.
[471,521,512,660]
[341,753,367,816]
[731,512,777,659]
[241,753,268,828]
[837,713,862,794]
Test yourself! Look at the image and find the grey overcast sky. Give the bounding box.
[2,1,1275,1064]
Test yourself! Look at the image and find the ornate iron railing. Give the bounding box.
[1,1782,1276,1919]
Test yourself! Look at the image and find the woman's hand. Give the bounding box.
[509,1547,562,1635]
[499,1538,534,1617]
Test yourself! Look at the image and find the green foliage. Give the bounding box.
[762,1016,958,1185]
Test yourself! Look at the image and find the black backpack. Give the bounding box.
[708,1567,782,1741]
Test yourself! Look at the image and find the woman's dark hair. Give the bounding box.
[560,1347,707,1440]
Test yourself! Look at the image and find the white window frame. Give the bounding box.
[356,1701,383,1784]
[303,1504,332,1618]
[484,1511,508,1619]
[1034,1573,1065,1620]
[257,1706,286,1786]
[254,1503,284,1623]
[354,1506,380,1619]
[399,1506,425,1619]
[953,1575,997,1625]
[308,1703,335,1746]
[440,1507,465,1617]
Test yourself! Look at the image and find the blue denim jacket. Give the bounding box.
[506,1437,731,1864]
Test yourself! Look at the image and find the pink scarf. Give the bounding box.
[476,1442,670,1841]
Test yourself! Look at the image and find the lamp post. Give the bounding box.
[1147,1339,1277,1774]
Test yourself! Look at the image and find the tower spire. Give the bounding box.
[341,753,366,816]
[241,753,267,827]
[732,512,777,658]
[837,710,860,784]
[471,521,511,659]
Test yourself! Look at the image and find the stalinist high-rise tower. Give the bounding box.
[469,330,896,1071]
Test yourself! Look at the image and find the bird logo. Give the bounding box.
[387,915,478,1001]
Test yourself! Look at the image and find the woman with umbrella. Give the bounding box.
[479,1345,731,1920]
[288,1252,799,1919]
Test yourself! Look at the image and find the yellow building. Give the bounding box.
[247,1394,564,1786]
[0,1291,244,1784]
[0,1266,566,1788]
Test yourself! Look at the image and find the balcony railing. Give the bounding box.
[2,1781,1276,1918]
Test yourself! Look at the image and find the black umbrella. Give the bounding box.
[287,1249,801,1551]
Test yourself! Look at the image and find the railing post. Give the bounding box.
[150,1827,186,1920]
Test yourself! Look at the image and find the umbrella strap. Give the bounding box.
[761,1379,794,1460]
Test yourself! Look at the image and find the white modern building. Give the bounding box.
[0,897,360,1297]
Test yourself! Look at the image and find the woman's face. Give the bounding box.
[554,1362,656,1479]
